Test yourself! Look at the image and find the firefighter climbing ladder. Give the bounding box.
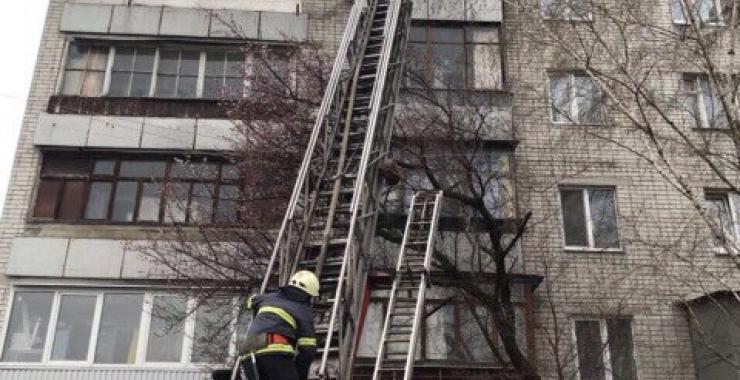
[260,0,413,378]
[372,191,444,380]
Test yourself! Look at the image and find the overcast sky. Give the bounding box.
[0,1,49,213]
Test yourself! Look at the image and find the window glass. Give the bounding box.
[204,52,244,99]
[34,180,61,218]
[51,294,97,361]
[425,304,454,359]
[606,319,637,380]
[84,182,112,220]
[561,189,588,247]
[138,183,162,222]
[58,181,86,220]
[575,74,603,124]
[357,301,384,357]
[221,164,239,180]
[454,305,495,362]
[111,181,138,222]
[109,47,155,97]
[43,154,89,176]
[119,161,166,178]
[191,298,232,363]
[575,320,607,380]
[431,44,465,89]
[165,183,190,224]
[171,161,219,179]
[190,184,214,224]
[146,296,187,362]
[93,160,116,175]
[589,189,619,248]
[215,185,240,223]
[1,292,53,362]
[705,194,734,245]
[62,44,108,97]
[550,74,573,123]
[95,293,144,364]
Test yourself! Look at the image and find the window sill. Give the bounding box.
[0,362,219,370]
[564,247,624,254]
[541,15,593,22]
[551,121,608,127]
[27,218,241,229]
[692,127,730,132]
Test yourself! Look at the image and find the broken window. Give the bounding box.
[549,72,604,124]
[560,187,620,249]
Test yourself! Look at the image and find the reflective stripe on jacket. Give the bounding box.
[245,287,317,355]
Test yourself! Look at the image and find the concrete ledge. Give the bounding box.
[109,5,162,35]
[412,0,502,22]
[7,238,69,277]
[61,3,113,33]
[60,3,307,41]
[34,113,236,151]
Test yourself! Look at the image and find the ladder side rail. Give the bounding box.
[260,0,365,293]
[371,193,420,380]
[350,0,403,211]
[423,191,444,270]
[318,0,404,375]
[403,191,443,380]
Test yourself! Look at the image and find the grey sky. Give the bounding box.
[0,0,49,213]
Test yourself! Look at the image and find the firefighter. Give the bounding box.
[240,270,320,380]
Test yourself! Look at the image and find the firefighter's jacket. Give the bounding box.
[246,286,317,379]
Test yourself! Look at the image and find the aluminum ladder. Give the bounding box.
[259,0,413,378]
[372,191,444,380]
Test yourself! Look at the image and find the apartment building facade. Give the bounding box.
[0,0,738,379]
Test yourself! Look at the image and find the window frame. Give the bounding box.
[703,191,740,253]
[0,287,243,367]
[406,23,502,92]
[682,74,733,129]
[571,317,638,380]
[31,153,241,226]
[58,40,246,100]
[558,186,622,252]
[671,0,724,25]
[548,71,605,125]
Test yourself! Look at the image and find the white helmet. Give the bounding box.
[289,270,320,297]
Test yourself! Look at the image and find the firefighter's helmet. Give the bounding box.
[290,270,320,297]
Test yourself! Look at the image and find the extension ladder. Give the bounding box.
[259,0,413,378]
[372,191,444,380]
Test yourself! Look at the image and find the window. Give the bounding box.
[541,0,591,19]
[550,72,604,124]
[573,318,638,380]
[1,291,53,362]
[671,0,723,24]
[704,192,740,247]
[0,289,243,366]
[59,42,245,99]
[406,24,501,91]
[357,287,528,364]
[108,47,156,97]
[32,152,241,225]
[61,43,109,97]
[687,293,740,380]
[560,187,620,249]
[682,74,730,129]
[204,52,245,99]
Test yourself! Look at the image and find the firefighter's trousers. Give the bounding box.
[241,353,299,380]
